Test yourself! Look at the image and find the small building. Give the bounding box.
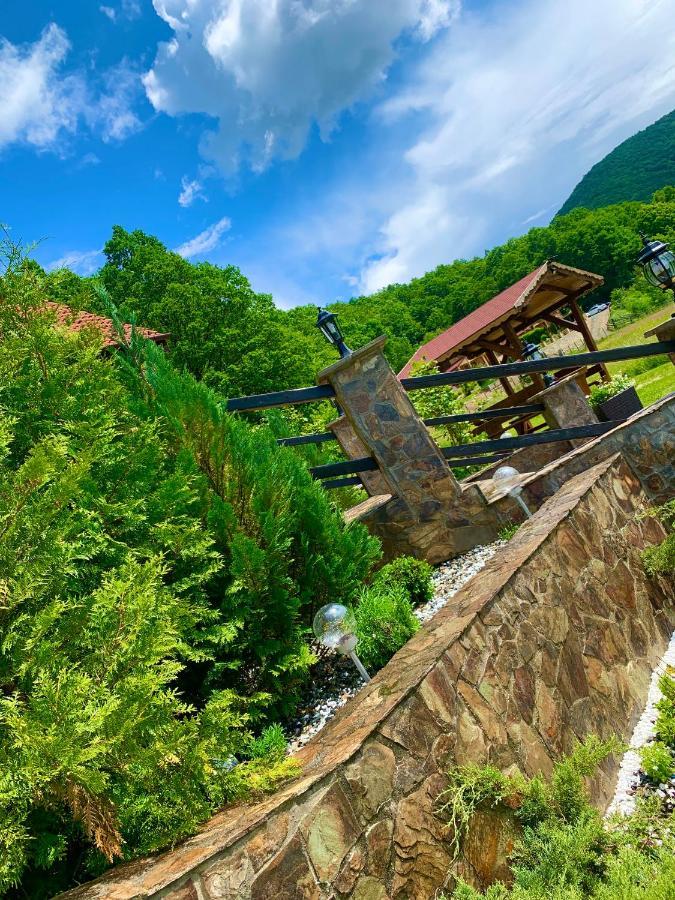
[398,260,608,435]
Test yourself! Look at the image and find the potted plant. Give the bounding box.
[589,373,642,422]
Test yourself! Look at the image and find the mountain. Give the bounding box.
[558,109,675,215]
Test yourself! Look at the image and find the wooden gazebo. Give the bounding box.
[399,260,609,434]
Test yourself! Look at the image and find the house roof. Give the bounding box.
[44,302,169,348]
[398,260,603,377]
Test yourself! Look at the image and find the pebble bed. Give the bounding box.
[286,541,504,754]
[606,629,675,820]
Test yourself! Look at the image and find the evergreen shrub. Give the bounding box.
[354,583,419,671]
[374,555,434,606]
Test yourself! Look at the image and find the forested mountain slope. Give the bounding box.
[559,110,675,214]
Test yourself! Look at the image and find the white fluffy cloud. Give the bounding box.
[178,176,206,207]
[358,0,675,292]
[0,24,83,150]
[143,0,459,172]
[175,216,232,257]
[0,25,142,153]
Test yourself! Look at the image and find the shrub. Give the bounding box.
[639,742,674,784]
[498,521,520,541]
[642,500,675,577]
[354,584,419,672]
[0,250,379,894]
[588,373,635,409]
[374,555,434,606]
[654,667,675,748]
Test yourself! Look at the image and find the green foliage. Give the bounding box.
[0,243,378,895]
[642,501,675,577]
[654,666,675,748]
[559,110,675,214]
[498,521,520,541]
[373,555,434,606]
[609,281,670,329]
[438,736,621,864]
[639,742,674,784]
[40,192,675,413]
[588,373,635,409]
[439,737,675,900]
[353,583,419,672]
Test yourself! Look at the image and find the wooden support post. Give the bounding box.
[568,297,610,380]
[502,320,547,394]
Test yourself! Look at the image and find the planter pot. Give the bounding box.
[595,386,643,422]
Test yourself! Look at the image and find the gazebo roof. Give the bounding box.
[44,302,169,349]
[398,261,603,377]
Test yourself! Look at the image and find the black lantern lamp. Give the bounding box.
[637,233,675,294]
[315,307,351,359]
[522,341,555,387]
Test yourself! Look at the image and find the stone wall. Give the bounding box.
[59,455,674,900]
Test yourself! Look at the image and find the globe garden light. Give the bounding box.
[315,307,351,359]
[637,233,675,293]
[522,341,555,387]
[312,603,371,682]
[493,464,532,518]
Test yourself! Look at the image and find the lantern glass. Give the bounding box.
[645,249,675,288]
[493,465,521,492]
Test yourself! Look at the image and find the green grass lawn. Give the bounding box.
[597,302,675,405]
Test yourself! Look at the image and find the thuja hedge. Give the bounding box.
[0,258,379,895]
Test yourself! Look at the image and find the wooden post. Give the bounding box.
[568,297,610,380]
[502,320,547,394]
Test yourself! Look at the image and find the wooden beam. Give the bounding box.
[568,297,609,380]
[485,348,515,396]
[503,320,546,396]
[475,337,517,357]
[539,312,579,331]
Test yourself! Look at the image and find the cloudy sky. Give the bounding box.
[2,0,674,307]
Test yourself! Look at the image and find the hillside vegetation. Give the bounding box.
[42,191,675,401]
[559,110,675,215]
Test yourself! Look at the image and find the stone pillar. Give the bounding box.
[317,336,462,512]
[328,415,390,497]
[532,368,599,448]
[644,314,675,364]
[317,337,500,563]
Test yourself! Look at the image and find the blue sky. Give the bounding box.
[2,0,675,308]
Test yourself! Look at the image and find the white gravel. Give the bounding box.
[606,630,675,819]
[415,541,504,624]
[286,542,504,754]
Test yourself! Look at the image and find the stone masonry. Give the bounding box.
[59,454,675,900]
[318,337,500,563]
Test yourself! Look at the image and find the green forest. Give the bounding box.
[559,109,675,215]
[1,187,674,896]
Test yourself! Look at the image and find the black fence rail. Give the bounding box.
[308,421,620,485]
[277,402,546,447]
[223,339,674,492]
[225,341,675,413]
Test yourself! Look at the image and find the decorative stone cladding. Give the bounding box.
[517,392,674,512]
[58,454,674,900]
[318,338,501,563]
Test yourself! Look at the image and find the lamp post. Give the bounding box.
[522,341,555,387]
[313,603,371,683]
[637,233,675,296]
[315,307,351,359]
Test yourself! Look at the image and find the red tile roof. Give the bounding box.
[398,261,603,377]
[44,302,169,348]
